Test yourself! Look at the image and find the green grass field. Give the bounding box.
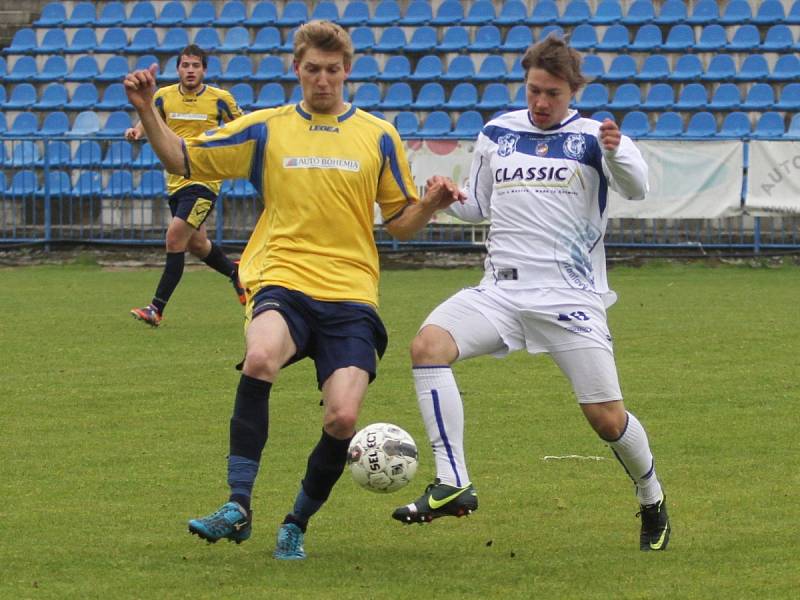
[1,260,798,599]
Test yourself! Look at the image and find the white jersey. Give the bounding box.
[448,109,648,295]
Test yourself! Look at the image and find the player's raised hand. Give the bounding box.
[599,118,621,152]
[124,63,159,112]
[124,127,142,141]
[422,175,466,210]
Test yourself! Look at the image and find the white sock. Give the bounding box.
[607,412,663,505]
[413,366,470,488]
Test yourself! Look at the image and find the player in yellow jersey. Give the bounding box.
[124,22,464,559]
[127,45,245,327]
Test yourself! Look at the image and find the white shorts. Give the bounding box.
[421,286,623,403]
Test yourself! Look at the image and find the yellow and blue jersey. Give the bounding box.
[183,104,418,308]
[153,83,243,196]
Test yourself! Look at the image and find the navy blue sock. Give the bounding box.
[152,251,184,314]
[201,242,237,279]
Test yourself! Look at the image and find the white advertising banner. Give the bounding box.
[608,140,743,219]
[745,141,800,216]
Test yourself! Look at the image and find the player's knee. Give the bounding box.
[186,237,207,257]
[323,407,358,438]
[242,346,282,381]
[410,327,456,365]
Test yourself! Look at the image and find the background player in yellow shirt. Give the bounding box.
[124,22,463,559]
[126,44,245,327]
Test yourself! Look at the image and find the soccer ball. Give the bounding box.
[347,423,418,493]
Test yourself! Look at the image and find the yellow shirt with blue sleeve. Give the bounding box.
[153,83,243,196]
[183,103,418,308]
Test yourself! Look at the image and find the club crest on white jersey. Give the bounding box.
[563,134,587,160]
[497,133,520,157]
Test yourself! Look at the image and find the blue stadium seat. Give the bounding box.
[339,1,370,26]
[622,0,655,25]
[394,112,419,137]
[194,28,221,52]
[603,56,636,82]
[34,3,66,27]
[662,24,695,52]
[250,56,283,82]
[157,28,189,54]
[702,55,736,82]
[775,83,800,110]
[474,56,508,82]
[70,171,102,198]
[400,1,433,26]
[101,141,134,168]
[252,83,285,109]
[370,111,387,121]
[132,143,162,169]
[37,171,72,198]
[96,56,129,83]
[499,25,533,52]
[67,111,101,137]
[449,111,483,139]
[0,113,6,136]
[250,27,281,53]
[684,113,718,138]
[438,27,470,53]
[219,56,253,82]
[3,29,36,55]
[218,1,247,26]
[408,56,443,82]
[155,1,186,26]
[36,112,69,137]
[127,29,158,54]
[444,83,478,111]
[669,55,703,82]
[97,1,126,26]
[98,112,133,138]
[476,83,511,111]
[381,82,413,110]
[441,55,476,82]
[506,57,524,81]
[66,28,98,54]
[595,25,629,51]
[64,2,97,27]
[370,0,401,26]
[695,24,727,52]
[412,82,446,111]
[5,56,37,82]
[674,83,708,111]
[788,0,800,24]
[752,112,785,139]
[463,0,496,25]
[784,114,800,139]
[37,29,68,55]
[432,0,464,25]
[349,56,379,82]
[629,24,662,51]
[727,25,760,52]
[34,56,68,83]
[378,56,412,82]
[8,171,38,197]
[541,24,565,40]
[102,171,134,198]
[278,28,298,54]
[70,142,102,169]
[0,56,6,80]
[720,0,752,24]
[219,27,251,53]
[95,83,129,111]
[770,55,800,82]
[0,85,5,105]
[420,112,452,137]
[574,83,608,111]
[528,0,558,25]
[352,83,381,110]
[469,25,502,52]
[688,0,720,24]
[41,141,71,168]
[740,84,774,111]
[620,111,650,138]
[734,55,769,82]
[407,26,438,53]
[591,1,623,24]
[278,1,309,26]
[754,0,785,25]
[608,83,642,111]
[583,54,606,80]
[655,0,687,25]
[245,2,278,26]
[641,83,675,111]
[4,141,39,166]
[4,84,37,109]
[133,171,166,198]
[650,112,684,137]
[33,83,67,110]
[160,57,179,83]
[761,25,794,52]
[65,83,99,110]
[96,28,128,54]
[560,1,591,25]
[351,27,376,52]
[569,23,597,50]
[510,86,526,109]
[228,83,252,110]
[374,27,407,53]
[708,83,742,111]
[718,112,751,138]
[495,0,528,25]
[123,2,154,26]
[637,55,670,82]
[185,1,216,26]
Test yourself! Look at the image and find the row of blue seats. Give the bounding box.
[2,140,159,168]
[9,22,800,58]
[613,110,800,139]
[33,1,800,30]
[1,112,132,138]
[1,83,131,111]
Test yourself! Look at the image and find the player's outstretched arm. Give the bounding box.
[384,176,465,241]
[599,119,648,201]
[124,64,185,176]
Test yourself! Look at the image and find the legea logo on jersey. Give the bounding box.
[497,133,520,157]
[563,134,586,160]
[309,124,339,133]
[283,157,360,172]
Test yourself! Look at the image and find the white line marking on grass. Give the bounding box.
[542,455,607,461]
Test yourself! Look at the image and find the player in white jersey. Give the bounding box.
[392,35,671,552]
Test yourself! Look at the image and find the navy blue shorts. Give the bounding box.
[251,285,388,389]
[168,184,218,229]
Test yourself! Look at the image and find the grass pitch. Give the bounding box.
[0,259,798,599]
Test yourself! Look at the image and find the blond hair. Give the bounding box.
[293,20,354,67]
